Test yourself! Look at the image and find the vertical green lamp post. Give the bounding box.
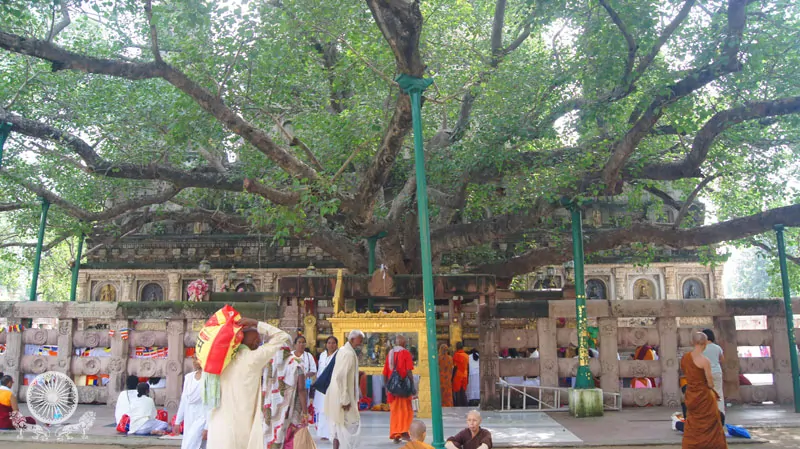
[29,197,50,301]
[571,205,594,389]
[396,73,444,449]
[774,224,800,412]
[69,233,85,302]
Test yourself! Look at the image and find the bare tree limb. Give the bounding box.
[639,95,800,180]
[600,0,747,187]
[674,174,720,228]
[0,202,33,212]
[599,0,637,89]
[750,239,800,265]
[0,30,320,182]
[0,108,245,191]
[1,170,183,222]
[143,0,163,64]
[45,0,71,42]
[634,0,696,78]
[475,202,800,276]
[242,178,300,206]
[0,233,70,250]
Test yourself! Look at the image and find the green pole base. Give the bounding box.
[568,388,604,418]
[574,365,594,389]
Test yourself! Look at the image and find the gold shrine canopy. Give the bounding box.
[328,310,431,418]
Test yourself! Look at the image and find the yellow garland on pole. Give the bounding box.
[332,269,343,315]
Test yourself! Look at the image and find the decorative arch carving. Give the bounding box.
[681,277,707,299]
[92,282,118,302]
[140,282,165,302]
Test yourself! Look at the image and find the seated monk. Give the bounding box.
[681,332,727,449]
[402,420,434,449]
[445,410,492,449]
[0,375,35,429]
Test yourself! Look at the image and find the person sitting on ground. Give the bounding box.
[128,382,170,436]
[445,410,492,449]
[402,420,434,449]
[115,375,140,426]
[0,375,35,429]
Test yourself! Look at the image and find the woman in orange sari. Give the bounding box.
[681,332,727,449]
[438,344,454,407]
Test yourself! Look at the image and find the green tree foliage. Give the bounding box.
[0,0,799,288]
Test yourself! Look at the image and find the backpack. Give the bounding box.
[312,352,337,394]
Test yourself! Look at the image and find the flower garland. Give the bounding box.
[187,279,209,302]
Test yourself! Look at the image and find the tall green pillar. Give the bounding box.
[29,197,50,301]
[396,73,444,449]
[774,224,800,412]
[571,205,594,388]
[69,233,85,302]
[0,122,11,168]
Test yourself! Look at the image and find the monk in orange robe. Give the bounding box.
[452,342,469,406]
[439,344,454,407]
[681,332,727,449]
[383,335,415,443]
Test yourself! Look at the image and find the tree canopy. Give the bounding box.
[1,0,799,285]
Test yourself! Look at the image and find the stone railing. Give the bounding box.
[0,301,278,412]
[478,298,800,410]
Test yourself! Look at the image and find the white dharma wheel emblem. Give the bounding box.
[26,371,79,425]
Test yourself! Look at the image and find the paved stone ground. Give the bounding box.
[0,403,796,447]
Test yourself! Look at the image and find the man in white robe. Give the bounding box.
[206,319,290,449]
[176,357,208,449]
[324,330,364,449]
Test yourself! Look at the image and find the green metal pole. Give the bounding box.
[69,233,85,302]
[571,205,594,389]
[774,224,800,412]
[29,197,50,302]
[0,122,11,168]
[396,74,444,449]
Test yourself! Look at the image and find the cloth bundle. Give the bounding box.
[196,304,245,408]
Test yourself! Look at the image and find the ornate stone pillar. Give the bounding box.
[120,274,136,302]
[56,319,75,377]
[168,273,182,302]
[598,317,619,395]
[107,319,131,407]
[614,268,626,299]
[664,266,677,299]
[3,319,24,396]
[714,316,741,403]
[657,317,680,408]
[713,267,725,299]
[768,316,794,405]
[478,294,500,410]
[165,320,185,413]
[76,272,90,302]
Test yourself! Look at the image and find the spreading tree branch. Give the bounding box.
[45,0,71,42]
[0,30,320,182]
[634,0,696,78]
[640,95,800,180]
[674,174,720,228]
[750,239,800,265]
[600,0,747,187]
[476,202,800,276]
[143,0,163,63]
[599,0,638,91]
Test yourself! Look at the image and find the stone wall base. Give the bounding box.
[568,388,604,418]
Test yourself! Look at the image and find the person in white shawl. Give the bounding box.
[262,338,309,449]
[324,330,364,449]
[206,318,290,449]
[176,356,209,449]
[314,336,338,441]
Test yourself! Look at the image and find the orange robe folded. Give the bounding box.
[383,348,415,440]
[681,352,727,449]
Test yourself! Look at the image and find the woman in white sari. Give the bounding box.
[176,356,208,449]
[263,337,309,449]
[314,336,338,441]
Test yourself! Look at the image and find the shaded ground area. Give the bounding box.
[0,403,796,447]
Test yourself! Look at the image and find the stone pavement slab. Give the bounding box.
[2,403,794,447]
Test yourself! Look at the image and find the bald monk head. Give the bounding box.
[692,331,708,348]
[409,420,427,442]
[396,335,407,347]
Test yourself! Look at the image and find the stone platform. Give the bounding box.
[1,404,793,447]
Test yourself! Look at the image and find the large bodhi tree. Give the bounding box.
[1,0,799,280]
